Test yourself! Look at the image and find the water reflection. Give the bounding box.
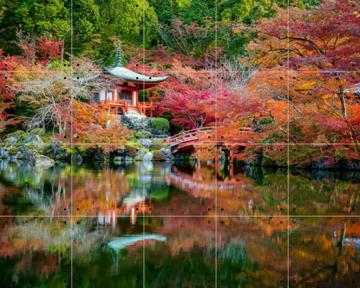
[1,161,358,217]
[0,161,359,287]
[1,216,359,287]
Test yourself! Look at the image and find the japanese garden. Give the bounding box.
[0,0,359,287]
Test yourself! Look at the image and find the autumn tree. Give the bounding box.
[158,62,215,129]
[249,0,360,152]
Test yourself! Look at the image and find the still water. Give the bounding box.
[0,161,359,287]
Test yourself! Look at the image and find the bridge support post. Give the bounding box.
[229,146,235,178]
[214,146,219,176]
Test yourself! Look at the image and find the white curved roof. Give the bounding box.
[105,66,168,83]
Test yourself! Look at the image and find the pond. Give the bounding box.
[0,161,359,287]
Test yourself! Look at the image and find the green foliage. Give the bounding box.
[134,129,152,139]
[150,0,216,26]
[71,0,100,55]
[150,184,169,200]
[220,0,276,24]
[151,117,170,134]
[8,146,17,155]
[0,0,70,53]
[0,0,322,60]
[97,0,157,43]
[85,0,158,63]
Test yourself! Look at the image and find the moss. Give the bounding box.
[6,130,25,141]
[8,146,18,155]
[151,138,167,150]
[124,143,139,157]
[24,142,38,151]
[134,129,152,139]
[29,128,46,136]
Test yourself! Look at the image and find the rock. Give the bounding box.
[51,143,60,154]
[135,148,146,161]
[139,138,153,148]
[135,148,153,161]
[143,151,153,161]
[0,148,9,159]
[5,130,25,143]
[51,144,71,161]
[125,156,133,163]
[34,155,55,169]
[73,154,83,165]
[5,136,17,146]
[23,135,44,148]
[159,148,173,161]
[124,144,138,158]
[113,156,123,165]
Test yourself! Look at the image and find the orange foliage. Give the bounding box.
[65,100,131,144]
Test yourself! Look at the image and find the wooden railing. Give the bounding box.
[98,100,154,116]
[166,126,252,148]
[166,127,214,147]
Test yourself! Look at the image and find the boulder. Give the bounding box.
[135,148,153,161]
[23,135,44,148]
[135,148,147,161]
[160,148,173,160]
[0,148,9,159]
[139,138,153,148]
[143,151,153,161]
[34,155,55,169]
[5,130,25,143]
[152,148,173,161]
[5,136,17,146]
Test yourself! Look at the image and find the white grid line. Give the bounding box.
[1,215,359,219]
[215,1,218,287]
[142,6,146,288]
[287,2,290,287]
[70,0,74,287]
[0,2,359,288]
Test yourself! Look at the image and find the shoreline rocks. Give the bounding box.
[1,130,358,170]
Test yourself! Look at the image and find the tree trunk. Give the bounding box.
[338,87,347,118]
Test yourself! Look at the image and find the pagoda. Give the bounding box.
[93,41,168,117]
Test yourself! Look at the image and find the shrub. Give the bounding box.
[134,129,152,139]
[151,118,170,134]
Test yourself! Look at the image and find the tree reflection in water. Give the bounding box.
[0,161,359,287]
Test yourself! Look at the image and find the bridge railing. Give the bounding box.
[166,126,254,147]
[166,126,215,146]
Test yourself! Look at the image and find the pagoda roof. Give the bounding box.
[104,66,168,83]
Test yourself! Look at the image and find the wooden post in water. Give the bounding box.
[229,146,235,179]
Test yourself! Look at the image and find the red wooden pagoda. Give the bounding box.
[93,41,168,117]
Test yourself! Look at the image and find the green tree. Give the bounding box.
[97,0,157,44]
[72,0,100,55]
[0,0,70,53]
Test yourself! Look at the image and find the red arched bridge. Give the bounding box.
[166,126,254,158]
